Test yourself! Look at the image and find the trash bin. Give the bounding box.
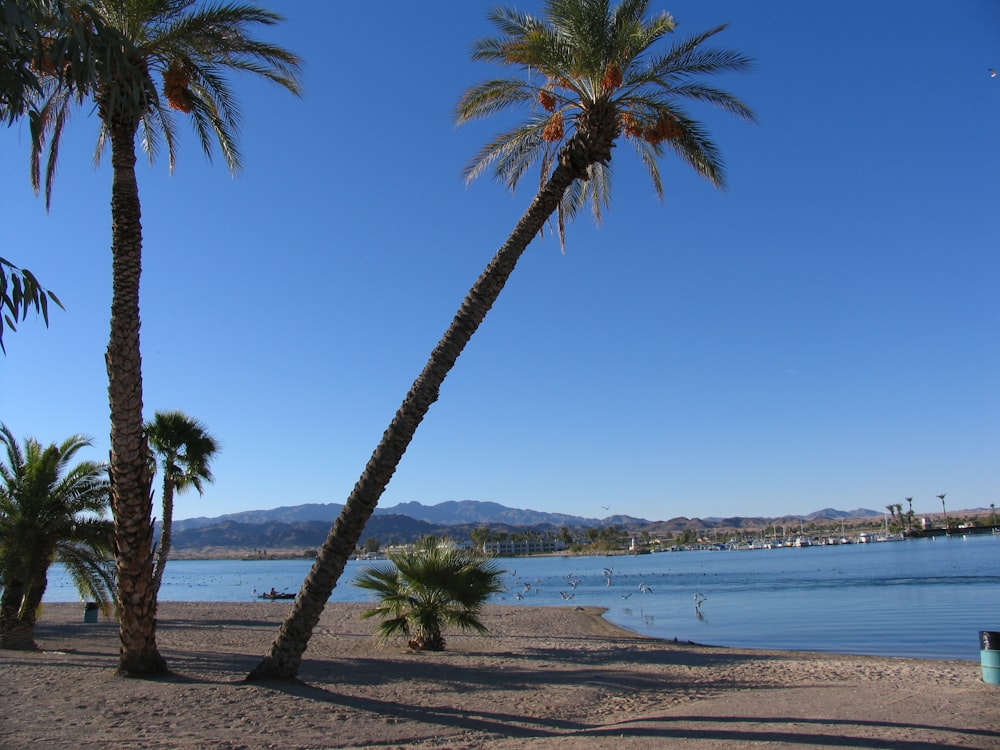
[84,602,99,623]
[980,631,1000,685]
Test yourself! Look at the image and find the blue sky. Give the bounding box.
[2,1,998,523]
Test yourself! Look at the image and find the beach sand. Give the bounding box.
[2,601,997,749]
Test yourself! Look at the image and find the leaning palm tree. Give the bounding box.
[0,424,114,650]
[27,0,300,675]
[249,0,753,681]
[146,410,219,599]
[355,538,506,651]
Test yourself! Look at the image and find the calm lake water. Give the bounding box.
[45,534,999,661]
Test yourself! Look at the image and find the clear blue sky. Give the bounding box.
[2,1,997,523]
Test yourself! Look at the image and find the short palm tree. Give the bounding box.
[0,424,114,650]
[250,0,753,680]
[355,539,506,651]
[146,410,219,598]
[26,0,300,676]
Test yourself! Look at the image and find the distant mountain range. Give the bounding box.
[174,500,629,531]
[170,501,885,555]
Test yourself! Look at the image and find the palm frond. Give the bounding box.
[455,79,538,124]
[457,0,754,233]
[353,538,506,650]
[0,422,114,622]
[461,119,548,188]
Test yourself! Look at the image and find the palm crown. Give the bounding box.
[146,410,218,495]
[456,0,755,232]
[31,0,301,206]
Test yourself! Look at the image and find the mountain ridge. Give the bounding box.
[175,499,885,532]
[170,501,944,556]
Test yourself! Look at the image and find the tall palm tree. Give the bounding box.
[0,424,114,650]
[249,0,754,681]
[28,0,300,675]
[146,410,219,598]
[355,538,506,651]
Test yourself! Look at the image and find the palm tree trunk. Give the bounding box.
[247,154,593,681]
[0,579,36,650]
[151,478,175,598]
[106,119,165,676]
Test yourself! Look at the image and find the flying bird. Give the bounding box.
[990,68,997,78]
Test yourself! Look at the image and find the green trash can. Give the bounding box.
[980,631,1000,685]
[84,602,99,623]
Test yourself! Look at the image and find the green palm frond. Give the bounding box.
[26,0,302,205]
[457,0,754,241]
[462,119,552,191]
[146,411,219,492]
[354,538,506,650]
[135,83,177,167]
[455,78,539,123]
[0,422,114,626]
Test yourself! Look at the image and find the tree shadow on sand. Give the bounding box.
[244,674,998,749]
[583,712,1000,749]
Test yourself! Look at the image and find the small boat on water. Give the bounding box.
[257,590,295,600]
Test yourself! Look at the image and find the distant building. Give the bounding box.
[483,538,567,556]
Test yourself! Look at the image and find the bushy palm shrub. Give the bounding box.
[355,538,506,651]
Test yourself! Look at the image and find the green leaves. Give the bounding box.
[26,0,303,206]
[0,422,113,627]
[0,258,64,354]
[457,0,756,244]
[355,537,506,650]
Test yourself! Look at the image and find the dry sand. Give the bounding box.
[2,601,997,749]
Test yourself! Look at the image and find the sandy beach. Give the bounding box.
[2,602,997,749]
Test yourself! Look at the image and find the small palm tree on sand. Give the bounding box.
[0,424,114,650]
[355,538,506,651]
